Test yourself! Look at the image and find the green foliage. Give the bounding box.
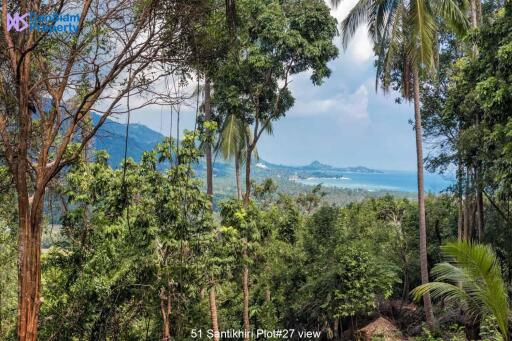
[297,202,400,323]
[339,0,468,97]
[40,132,215,340]
[421,1,512,281]
[326,246,395,318]
[453,5,512,198]
[212,0,338,154]
[0,186,17,339]
[412,242,510,340]
[3,1,512,340]
[412,325,466,341]
[480,315,505,341]
[296,184,327,214]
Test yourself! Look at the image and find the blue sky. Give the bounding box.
[121,1,420,171]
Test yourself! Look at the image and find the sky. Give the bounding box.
[120,0,419,171]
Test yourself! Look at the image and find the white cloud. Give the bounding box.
[326,0,374,64]
[347,27,373,62]
[340,84,369,121]
[291,84,370,125]
[328,0,361,20]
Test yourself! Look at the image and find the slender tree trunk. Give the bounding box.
[160,288,171,341]
[470,199,477,238]
[464,196,471,241]
[412,68,435,329]
[477,192,484,239]
[209,287,220,341]
[463,173,471,241]
[244,147,252,205]
[470,0,478,28]
[474,162,484,241]
[457,163,464,242]
[203,78,220,339]
[471,0,483,239]
[242,243,250,341]
[333,318,339,340]
[475,169,484,241]
[235,153,242,200]
[470,0,480,57]
[458,200,464,242]
[476,0,482,25]
[204,78,213,201]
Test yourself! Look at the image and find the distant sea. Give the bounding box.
[294,170,455,193]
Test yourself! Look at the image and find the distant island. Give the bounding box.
[255,159,382,174]
[92,113,385,177]
[90,115,453,198]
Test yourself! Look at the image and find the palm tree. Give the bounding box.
[204,78,214,201]
[412,242,510,340]
[217,114,270,339]
[217,114,246,199]
[332,0,469,328]
[217,114,264,200]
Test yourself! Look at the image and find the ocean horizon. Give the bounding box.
[293,170,455,193]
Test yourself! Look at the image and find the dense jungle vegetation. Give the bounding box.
[1,0,512,340]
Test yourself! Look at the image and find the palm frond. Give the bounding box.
[412,282,470,307]
[340,0,374,49]
[377,2,405,91]
[409,0,437,72]
[369,0,399,44]
[412,242,510,340]
[431,0,470,36]
[218,114,244,160]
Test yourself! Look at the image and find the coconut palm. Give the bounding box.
[218,114,245,199]
[331,0,469,327]
[412,242,510,340]
[217,114,266,200]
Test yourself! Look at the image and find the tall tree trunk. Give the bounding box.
[476,0,482,25]
[209,287,220,341]
[16,52,43,341]
[17,211,43,341]
[203,78,220,339]
[470,0,480,57]
[464,196,471,241]
[476,191,484,239]
[204,78,213,201]
[475,167,484,241]
[463,173,471,241]
[242,243,250,341]
[244,147,252,205]
[235,153,242,200]
[457,163,464,242]
[160,288,171,341]
[470,0,479,28]
[413,68,435,329]
[470,0,483,241]
[333,318,339,340]
[458,199,464,242]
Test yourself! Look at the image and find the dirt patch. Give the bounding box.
[356,317,404,341]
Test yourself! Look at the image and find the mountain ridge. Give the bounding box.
[92,114,383,175]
